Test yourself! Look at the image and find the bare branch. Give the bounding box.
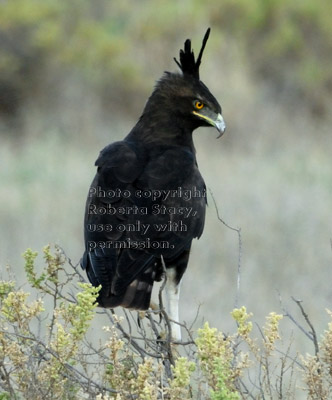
[209,188,242,308]
[291,297,320,358]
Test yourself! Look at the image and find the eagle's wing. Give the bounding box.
[82,140,206,309]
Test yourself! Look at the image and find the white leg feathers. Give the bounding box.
[165,267,182,342]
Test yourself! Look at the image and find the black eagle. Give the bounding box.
[81,29,225,340]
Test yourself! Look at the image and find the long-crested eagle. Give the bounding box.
[81,28,226,340]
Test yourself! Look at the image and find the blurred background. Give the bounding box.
[1,0,331,354]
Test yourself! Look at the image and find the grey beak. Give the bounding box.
[215,113,226,138]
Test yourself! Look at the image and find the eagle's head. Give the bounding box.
[142,28,226,139]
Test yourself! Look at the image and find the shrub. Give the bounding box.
[0,245,331,398]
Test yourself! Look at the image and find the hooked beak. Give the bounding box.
[193,110,226,138]
[214,113,226,138]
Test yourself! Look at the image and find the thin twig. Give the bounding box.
[278,291,315,344]
[209,188,242,308]
[291,297,320,357]
[0,330,118,395]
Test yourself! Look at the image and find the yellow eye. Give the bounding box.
[194,100,204,110]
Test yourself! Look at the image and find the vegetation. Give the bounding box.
[1,3,331,399]
[0,246,332,399]
[0,0,331,119]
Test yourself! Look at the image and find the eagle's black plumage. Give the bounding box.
[81,29,225,332]
[174,27,210,79]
